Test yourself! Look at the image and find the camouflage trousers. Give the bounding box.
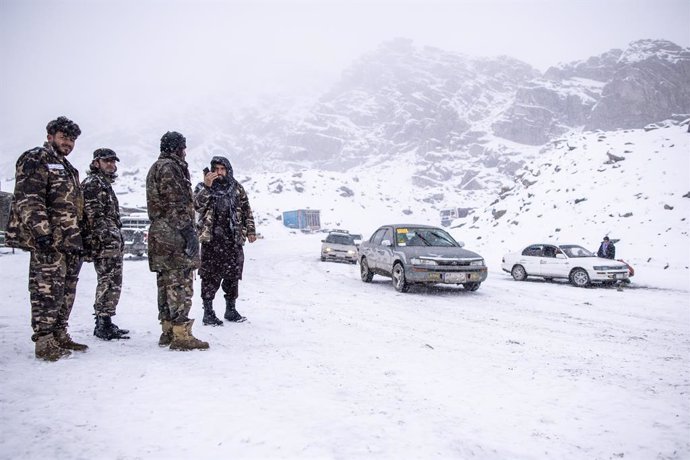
[156,269,194,324]
[201,274,239,302]
[28,250,83,341]
[93,255,123,317]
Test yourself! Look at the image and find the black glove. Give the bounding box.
[180,225,199,258]
[35,234,55,252]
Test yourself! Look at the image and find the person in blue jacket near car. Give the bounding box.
[597,236,616,259]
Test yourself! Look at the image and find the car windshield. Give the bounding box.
[560,245,594,258]
[395,227,458,247]
[328,234,355,245]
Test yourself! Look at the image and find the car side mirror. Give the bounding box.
[381,239,392,247]
[321,240,326,243]
[456,240,465,248]
[556,253,566,259]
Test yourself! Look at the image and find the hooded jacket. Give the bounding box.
[193,156,256,247]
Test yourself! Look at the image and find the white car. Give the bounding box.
[501,243,630,287]
[321,231,358,264]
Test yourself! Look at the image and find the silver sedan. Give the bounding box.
[358,224,487,292]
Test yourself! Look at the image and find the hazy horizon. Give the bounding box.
[1,0,688,156]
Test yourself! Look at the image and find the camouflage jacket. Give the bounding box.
[193,180,256,246]
[146,152,200,271]
[81,167,122,259]
[5,142,84,252]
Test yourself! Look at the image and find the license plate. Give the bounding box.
[614,273,626,279]
[444,273,466,283]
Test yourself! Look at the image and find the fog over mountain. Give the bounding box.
[5,38,687,201]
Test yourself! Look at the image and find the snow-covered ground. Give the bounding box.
[1,231,688,459]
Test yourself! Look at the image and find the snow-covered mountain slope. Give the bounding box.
[86,119,689,287]
[450,122,690,276]
[1,40,688,280]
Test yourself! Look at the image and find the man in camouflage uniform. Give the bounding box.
[194,156,257,326]
[146,131,208,351]
[81,148,130,340]
[5,116,88,361]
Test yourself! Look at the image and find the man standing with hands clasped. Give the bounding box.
[194,156,257,326]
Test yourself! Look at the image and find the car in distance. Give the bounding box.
[501,243,630,287]
[321,231,358,264]
[120,213,150,257]
[358,224,487,292]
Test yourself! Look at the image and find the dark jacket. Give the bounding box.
[193,156,256,247]
[81,167,122,259]
[146,151,200,272]
[597,241,616,259]
[5,142,84,252]
[193,156,256,279]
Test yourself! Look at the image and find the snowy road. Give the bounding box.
[1,234,688,459]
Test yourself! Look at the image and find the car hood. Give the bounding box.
[578,256,626,266]
[399,246,482,260]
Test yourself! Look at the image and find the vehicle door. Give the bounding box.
[364,228,387,270]
[539,245,567,277]
[519,245,544,276]
[377,227,396,274]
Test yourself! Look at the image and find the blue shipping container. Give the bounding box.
[282,209,321,230]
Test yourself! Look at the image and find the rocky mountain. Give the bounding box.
[2,38,687,220]
[495,39,690,144]
[586,39,690,130]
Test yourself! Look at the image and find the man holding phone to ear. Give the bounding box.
[193,156,256,326]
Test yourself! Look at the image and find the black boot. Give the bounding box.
[110,319,130,336]
[94,315,130,340]
[202,299,223,326]
[224,297,247,323]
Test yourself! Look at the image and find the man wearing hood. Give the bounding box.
[81,148,130,340]
[193,156,257,326]
[146,131,208,350]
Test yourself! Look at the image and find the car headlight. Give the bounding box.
[324,247,332,252]
[411,258,437,265]
[470,259,485,266]
[347,250,356,255]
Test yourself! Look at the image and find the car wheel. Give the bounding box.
[570,268,590,287]
[392,262,409,293]
[360,257,374,282]
[463,282,480,291]
[320,256,326,262]
[511,264,527,281]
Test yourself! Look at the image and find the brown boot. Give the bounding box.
[170,319,209,351]
[158,320,173,347]
[35,334,72,361]
[54,330,89,351]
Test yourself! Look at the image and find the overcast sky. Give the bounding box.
[1,0,688,155]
